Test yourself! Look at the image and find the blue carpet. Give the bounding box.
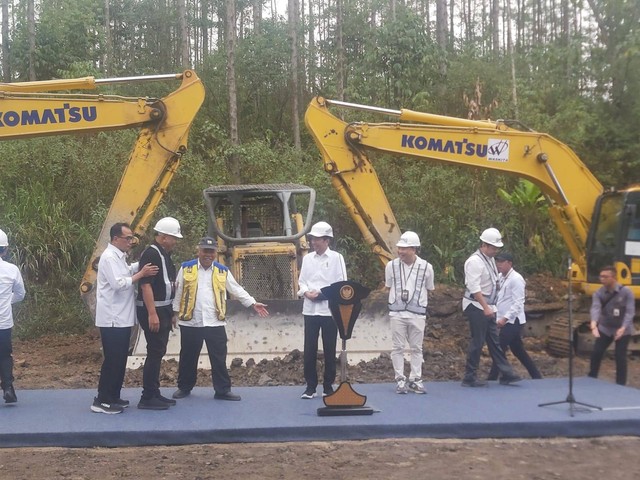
[1,377,639,447]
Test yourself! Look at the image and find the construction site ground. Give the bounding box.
[4,274,640,479]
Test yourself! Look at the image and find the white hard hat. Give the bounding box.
[479,227,503,247]
[153,217,183,238]
[308,221,333,238]
[396,231,420,248]
[0,229,8,247]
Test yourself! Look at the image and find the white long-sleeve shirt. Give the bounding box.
[495,268,526,324]
[462,250,499,312]
[297,248,347,316]
[173,261,256,327]
[95,243,139,328]
[0,257,25,329]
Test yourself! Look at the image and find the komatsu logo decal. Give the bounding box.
[0,104,97,127]
[401,135,510,161]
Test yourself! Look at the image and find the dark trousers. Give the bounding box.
[0,328,13,391]
[303,315,337,390]
[488,320,542,380]
[463,304,515,382]
[177,325,231,394]
[137,306,172,399]
[588,331,631,385]
[97,326,132,403]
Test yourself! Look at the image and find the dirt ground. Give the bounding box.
[3,276,640,479]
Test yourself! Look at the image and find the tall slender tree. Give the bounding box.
[1,0,9,81]
[226,0,241,182]
[288,0,301,148]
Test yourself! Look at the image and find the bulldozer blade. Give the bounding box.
[127,290,393,368]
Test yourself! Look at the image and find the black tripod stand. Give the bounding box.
[539,256,602,417]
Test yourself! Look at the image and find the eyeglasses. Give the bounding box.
[118,236,135,242]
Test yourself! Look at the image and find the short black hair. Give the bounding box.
[494,252,514,263]
[110,222,131,241]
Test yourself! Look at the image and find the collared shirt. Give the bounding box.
[95,242,139,328]
[462,250,499,311]
[385,256,435,319]
[173,260,256,327]
[0,257,25,330]
[297,247,347,316]
[495,267,526,324]
[591,283,635,337]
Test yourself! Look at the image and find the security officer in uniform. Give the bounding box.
[172,237,268,401]
[136,217,182,410]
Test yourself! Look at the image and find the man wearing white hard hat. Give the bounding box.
[136,217,183,410]
[461,227,520,387]
[0,228,25,404]
[385,231,435,394]
[298,221,347,399]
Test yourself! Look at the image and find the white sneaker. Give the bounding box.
[396,380,408,394]
[407,380,427,394]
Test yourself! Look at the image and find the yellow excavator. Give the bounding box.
[304,96,640,354]
[304,96,640,294]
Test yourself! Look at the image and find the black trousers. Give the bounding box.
[97,326,132,403]
[177,325,231,394]
[0,327,13,391]
[463,305,515,382]
[303,315,337,391]
[137,306,172,399]
[588,331,631,385]
[488,320,542,380]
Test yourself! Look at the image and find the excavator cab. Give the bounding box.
[586,188,640,292]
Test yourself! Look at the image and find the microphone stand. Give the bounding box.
[539,256,602,417]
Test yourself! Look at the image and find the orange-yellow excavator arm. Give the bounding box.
[304,97,603,281]
[0,70,205,309]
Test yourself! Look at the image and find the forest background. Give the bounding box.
[0,0,637,339]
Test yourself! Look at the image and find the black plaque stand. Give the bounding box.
[317,281,374,417]
[539,257,601,417]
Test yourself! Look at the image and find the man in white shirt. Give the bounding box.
[298,221,347,399]
[172,237,268,401]
[92,222,158,414]
[461,228,520,387]
[488,252,541,381]
[385,231,435,394]
[0,228,25,404]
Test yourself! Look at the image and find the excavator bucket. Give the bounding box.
[126,184,394,368]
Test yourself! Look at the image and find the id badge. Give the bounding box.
[401,290,409,302]
[613,308,620,317]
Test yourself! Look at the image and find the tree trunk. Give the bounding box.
[288,0,301,149]
[506,0,518,119]
[336,0,344,100]
[103,0,112,75]
[226,0,241,183]
[253,0,262,34]
[177,0,190,69]
[1,0,10,81]
[27,0,36,80]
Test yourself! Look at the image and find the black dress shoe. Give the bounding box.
[499,375,522,385]
[155,394,177,405]
[214,391,241,401]
[137,397,170,410]
[172,389,191,399]
[461,379,488,388]
[3,386,17,403]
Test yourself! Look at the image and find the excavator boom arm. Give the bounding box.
[305,97,603,278]
[0,70,205,306]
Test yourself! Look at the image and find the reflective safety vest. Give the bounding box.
[178,259,229,321]
[388,257,429,315]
